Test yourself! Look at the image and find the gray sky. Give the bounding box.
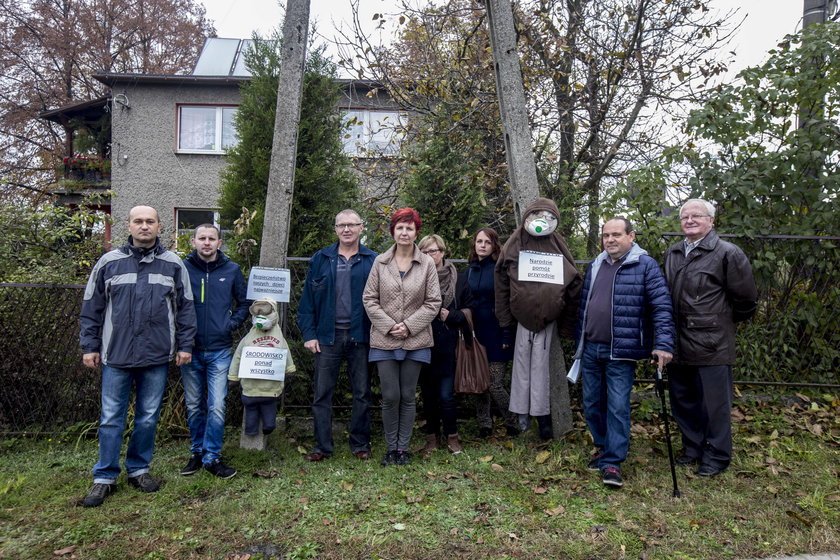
[200,0,805,77]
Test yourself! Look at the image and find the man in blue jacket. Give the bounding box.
[297,209,377,461]
[180,224,249,479]
[573,217,675,488]
[80,206,196,507]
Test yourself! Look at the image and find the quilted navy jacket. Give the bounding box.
[573,243,675,361]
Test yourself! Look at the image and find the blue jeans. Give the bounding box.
[93,364,169,484]
[180,349,232,465]
[311,329,371,455]
[581,342,636,470]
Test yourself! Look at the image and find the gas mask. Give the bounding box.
[524,210,558,236]
[249,300,278,331]
[252,315,275,330]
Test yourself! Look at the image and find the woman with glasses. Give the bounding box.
[466,228,518,437]
[415,234,474,455]
[363,208,441,466]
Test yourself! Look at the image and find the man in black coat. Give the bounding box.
[664,199,758,477]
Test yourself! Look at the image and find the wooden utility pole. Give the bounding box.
[484,0,540,225]
[259,0,311,269]
[485,0,573,438]
[242,0,310,451]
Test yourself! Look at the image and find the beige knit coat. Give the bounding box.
[363,244,442,351]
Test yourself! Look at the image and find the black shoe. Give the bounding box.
[380,450,398,467]
[205,459,237,479]
[478,427,493,439]
[127,473,160,493]
[587,451,604,471]
[602,466,623,488]
[180,453,203,476]
[82,483,116,507]
[695,463,726,477]
[676,454,699,466]
[536,415,553,440]
[395,450,411,466]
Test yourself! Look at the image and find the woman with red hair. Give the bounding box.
[363,208,442,466]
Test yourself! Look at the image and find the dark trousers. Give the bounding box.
[311,328,371,455]
[241,395,277,435]
[667,364,733,468]
[419,345,457,437]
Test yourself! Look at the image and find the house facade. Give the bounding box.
[44,38,404,248]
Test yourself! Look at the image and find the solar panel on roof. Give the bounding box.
[193,38,253,76]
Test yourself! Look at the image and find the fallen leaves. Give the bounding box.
[53,546,76,556]
[535,450,551,464]
[544,505,565,516]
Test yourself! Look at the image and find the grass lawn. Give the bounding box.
[1,391,838,560]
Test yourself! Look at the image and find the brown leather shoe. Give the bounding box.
[304,452,327,462]
[447,433,463,454]
[353,450,371,460]
[417,433,439,455]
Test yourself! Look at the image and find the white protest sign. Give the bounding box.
[238,346,288,381]
[517,250,567,285]
[247,266,291,302]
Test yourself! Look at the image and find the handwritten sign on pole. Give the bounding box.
[246,267,291,302]
[517,250,567,285]
[238,346,288,381]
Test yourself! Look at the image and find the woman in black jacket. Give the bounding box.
[466,228,518,437]
[416,234,473,454]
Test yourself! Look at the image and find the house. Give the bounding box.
[42,38,404,248]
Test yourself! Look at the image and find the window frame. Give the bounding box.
[341,109,404,157]
[175,104,238,154]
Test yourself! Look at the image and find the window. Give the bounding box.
[176,208,220,238]
[177,106,238,153]
[342,110,403,157]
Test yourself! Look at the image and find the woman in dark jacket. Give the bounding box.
[466,228,518,437]
[417,234,473,454]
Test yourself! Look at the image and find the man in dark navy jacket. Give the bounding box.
[80,206,196,507]
[573,217,675,489]
[297,209,376,461]
[180,224,249,479]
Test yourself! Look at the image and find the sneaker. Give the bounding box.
[205,459,237,479]
[395,450,411,466]
[602,466,623,488]
[127,473,160,493]
[380,450,398,467]
[587,451,604,471]
[82,483,116,507]
[180,453,203,476]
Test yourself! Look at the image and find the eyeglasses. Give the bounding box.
[334,223,362,230]
[422,248,441,255]
[679,214,711,221]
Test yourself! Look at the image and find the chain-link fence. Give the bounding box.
[1,236,838,435]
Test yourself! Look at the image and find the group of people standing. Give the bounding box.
[78,196,757,507]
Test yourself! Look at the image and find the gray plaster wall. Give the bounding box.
[108,81,241,246]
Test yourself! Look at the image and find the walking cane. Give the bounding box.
[655,364,681,498]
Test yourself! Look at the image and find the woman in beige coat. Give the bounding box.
[363,208,441,466]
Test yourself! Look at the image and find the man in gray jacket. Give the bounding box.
[79,206,196,506]
[664,199,757,477]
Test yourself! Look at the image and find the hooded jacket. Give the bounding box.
[664,230,758,365]
[573,243,675,361]
[184,250,249,352]
[229,299,297,398]
[494,198,582,334]
[80,237,196,367]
